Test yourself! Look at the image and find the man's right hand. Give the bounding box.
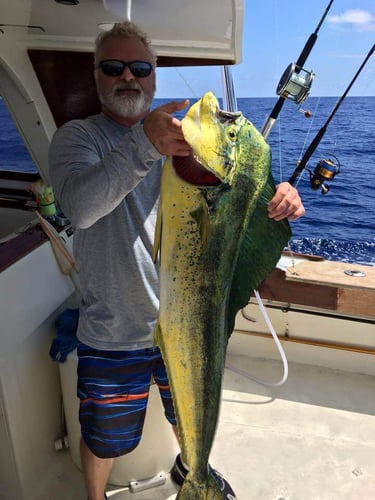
[143,100,192,157]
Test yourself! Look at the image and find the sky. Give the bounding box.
[155,0,375,99]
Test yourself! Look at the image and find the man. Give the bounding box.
[49,21,305,500]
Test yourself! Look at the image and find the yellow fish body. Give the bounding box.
[153,92,291,498]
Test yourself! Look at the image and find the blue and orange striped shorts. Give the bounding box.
[77,342,176,459]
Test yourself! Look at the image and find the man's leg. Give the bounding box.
[77,343,156,499]
[80,438,113,500]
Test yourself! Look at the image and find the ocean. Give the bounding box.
[154,95,375,266]
[251,96,375,266]
[1,96,374,265]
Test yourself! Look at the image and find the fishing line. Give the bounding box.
[286,241,297,274]
[276,113,283,183]
[226,290,289,387]
[288,43,375,186]
[360,70,375,94]
[174,67,200,100]
[293,96,321,188]
[299,97,320,159]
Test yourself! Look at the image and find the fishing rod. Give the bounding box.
[288,43,375,193]
[261,0,335,140]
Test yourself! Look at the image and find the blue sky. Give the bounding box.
[155,0,375,98]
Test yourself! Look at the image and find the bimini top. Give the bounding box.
[0,0,243,182]
[0,0,243,65]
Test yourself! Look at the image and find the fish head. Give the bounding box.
[173,91,246,186]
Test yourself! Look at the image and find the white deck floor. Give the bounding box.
[37,345,375,500]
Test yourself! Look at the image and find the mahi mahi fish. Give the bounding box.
[153,91,291,499]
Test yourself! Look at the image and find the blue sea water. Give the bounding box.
[1,96,374,265]
[246,96,375,266]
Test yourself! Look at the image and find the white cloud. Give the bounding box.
[328,9,375,31]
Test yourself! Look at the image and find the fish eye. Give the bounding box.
[227,128,237,141]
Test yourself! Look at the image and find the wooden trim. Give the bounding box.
[0,225,47,272]
[337,288,375,318]
[255,266,375,319]
[254,267,339,310]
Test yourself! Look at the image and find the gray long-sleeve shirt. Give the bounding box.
[49,113,163,350]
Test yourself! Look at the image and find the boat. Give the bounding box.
[0,1,374,499]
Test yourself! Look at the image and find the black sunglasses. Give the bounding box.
[98,59,153,78]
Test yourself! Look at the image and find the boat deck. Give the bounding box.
[36,337,375,500]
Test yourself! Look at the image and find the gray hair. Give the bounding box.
[94,21,157,66]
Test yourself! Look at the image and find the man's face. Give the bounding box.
[95,36,156,123]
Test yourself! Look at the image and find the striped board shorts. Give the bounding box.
[77,342,176,459]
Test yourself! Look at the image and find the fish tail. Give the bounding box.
[176,473,223,499]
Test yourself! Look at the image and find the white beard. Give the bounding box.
[99,82,154,119]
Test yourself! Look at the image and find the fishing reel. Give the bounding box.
[307,154,340,195]
[277,63,315,105]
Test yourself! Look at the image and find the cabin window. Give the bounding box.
[0,96,38,174]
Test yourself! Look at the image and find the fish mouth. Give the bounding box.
[172,154,222,186]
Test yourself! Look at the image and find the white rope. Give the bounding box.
[226,289,289,387]
[35,210,80,292]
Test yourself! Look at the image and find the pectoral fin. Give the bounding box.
[153,204,163,264]
[154,320,162,347]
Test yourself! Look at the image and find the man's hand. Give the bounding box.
[143,100,192,157]
[268,182,305,221]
